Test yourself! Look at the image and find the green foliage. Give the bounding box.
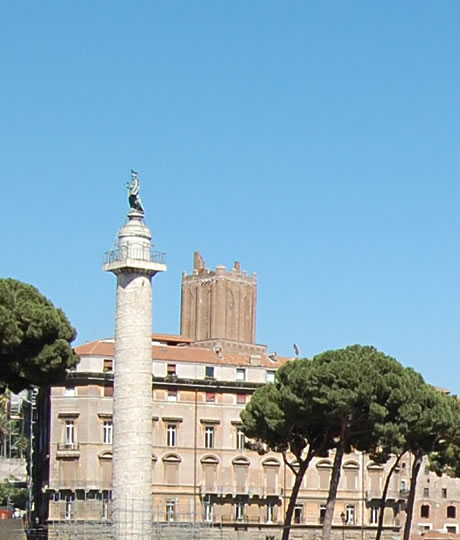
[0,279,79,393]
[0,479,27,509]
[241,344,408,540]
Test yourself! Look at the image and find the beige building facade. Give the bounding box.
[33,253,460,540]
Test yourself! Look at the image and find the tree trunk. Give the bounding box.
[402,451,423,540]
[282,461,309,540]
[375,453,403,540]
[322,427,347,540]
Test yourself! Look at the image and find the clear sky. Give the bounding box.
[2,1,460,393]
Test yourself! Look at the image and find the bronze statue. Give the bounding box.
[127,170,144,214]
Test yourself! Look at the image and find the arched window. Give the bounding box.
[262,458,280,496]
[317,460,332,490]
[343,461,359,490]
[420,505,430,519]
[232,457,250,494]
[367,463,383,496]
[98,451,112,489]
[201,455,219,493]
[447,505,456,519]
[163,454,181,485]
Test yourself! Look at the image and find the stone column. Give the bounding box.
[104,209,166,539]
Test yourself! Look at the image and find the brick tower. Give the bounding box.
[180,251,264,355]
[104,172,166,539]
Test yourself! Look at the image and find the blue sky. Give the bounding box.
[2,1,460,392]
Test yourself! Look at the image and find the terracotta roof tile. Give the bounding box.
[75,337,290,368]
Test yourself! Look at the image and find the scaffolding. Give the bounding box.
[28,500,227,540]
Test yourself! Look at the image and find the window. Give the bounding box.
[346,505,355,525]
[236,428,245,450]
[401,479,408,493]
[102,499,109,520]
[319,505,326,524]
[205,366,215,379]
[447,526,458,534]
[203,501,214,523]
[104,385,113,397]
[266,370,276,383]
[421,505,430,519]
[103,421,113,444]
[424,466,430,475]
[206,392,216,403]
[293,504,303,524]
[65,420,75,445]
[164,456,180,484]
[423,488,430,498]
[370,506,379,525]
[65,386,75,397]
[65,494,74,520]
[103,359,113,373]
[166,499,176,522]
[266,502,275,523]
[204,426,215,449]
[167,364,176,376]
[236,393,246,405]
[235,501,246,521]
[167,390,177,402]
[236,368,246,381]
[442,488,447,498]
[447,506,456,519]
[343,462,359,490]
[167,424,177,447]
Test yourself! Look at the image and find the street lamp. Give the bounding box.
[21,389,37,528]
[340,511,346,540]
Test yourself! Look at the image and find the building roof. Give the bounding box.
[75,335,290,369]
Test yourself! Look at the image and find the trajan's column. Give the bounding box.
[104,171,166,538]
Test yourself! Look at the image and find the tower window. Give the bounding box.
[447,506,456,519]
[205,366,215,379]
[236,368,246,382]
[421,505,430,519]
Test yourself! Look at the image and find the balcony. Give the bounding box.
[104,246,166,266]
[366,488,403,501]
[56,442,80,457]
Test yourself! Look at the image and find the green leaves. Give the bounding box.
[0,279,79,393]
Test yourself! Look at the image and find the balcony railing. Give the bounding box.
[366,488,403,501]
[57,442,80,452]
[104,246,166,266]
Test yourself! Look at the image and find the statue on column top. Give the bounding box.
[126,169,144,214]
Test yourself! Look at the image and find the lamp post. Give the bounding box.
[22,389,37,528]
